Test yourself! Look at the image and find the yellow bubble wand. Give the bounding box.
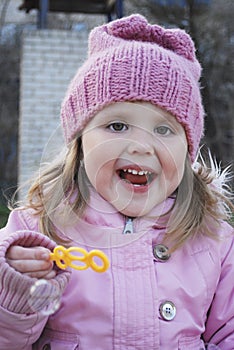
[50,245,109,273]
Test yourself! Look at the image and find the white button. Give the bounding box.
[159,301,176,321]
[153,244,171,261]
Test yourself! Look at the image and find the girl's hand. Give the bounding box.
[6,245,56,279]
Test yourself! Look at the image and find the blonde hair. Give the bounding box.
[163,154,233,251]
[16,138,233,251]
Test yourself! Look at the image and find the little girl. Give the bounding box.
[0,14,233,350]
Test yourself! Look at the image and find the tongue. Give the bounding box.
[123,172,148,185]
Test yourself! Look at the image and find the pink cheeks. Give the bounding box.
[82,102,188,217]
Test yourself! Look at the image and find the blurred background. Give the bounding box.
[0,0,233,226]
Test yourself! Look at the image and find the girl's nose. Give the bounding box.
[127,137,155,156]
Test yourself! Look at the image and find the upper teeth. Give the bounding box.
[123,169,151,176]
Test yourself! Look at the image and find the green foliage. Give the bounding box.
[0,205,10,228]
[230,214,234,228]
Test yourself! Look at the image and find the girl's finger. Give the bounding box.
[6,258,53,273]
[24,268,57,280]
[6,245,51,261]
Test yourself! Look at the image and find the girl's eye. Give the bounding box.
[154,126,173,136]
[107,122,128,132]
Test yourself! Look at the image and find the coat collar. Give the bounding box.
[55,188,175,248]
[83,188,175,229]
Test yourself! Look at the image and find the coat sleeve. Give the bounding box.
[202,223,234,349]
[0,210,71,350]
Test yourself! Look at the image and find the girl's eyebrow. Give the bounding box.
[151,111,183,128]
[95,112,128,123]
[156,115,180,126]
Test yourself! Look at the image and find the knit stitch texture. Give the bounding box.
[61,14,204,161]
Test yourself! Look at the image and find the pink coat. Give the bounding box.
[0,194,234,350]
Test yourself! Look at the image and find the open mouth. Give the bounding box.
[117,168,155,186]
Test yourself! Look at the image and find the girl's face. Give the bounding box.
[82,102,188,217]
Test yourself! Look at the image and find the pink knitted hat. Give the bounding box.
[61,14,204,161]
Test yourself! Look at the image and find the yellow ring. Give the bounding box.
[53,246,71,269]
[88,250,110,273]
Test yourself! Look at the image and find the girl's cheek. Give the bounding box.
[84,157,111,189]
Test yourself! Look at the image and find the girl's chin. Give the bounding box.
[96,178,167,217]
[111,200,158,218]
